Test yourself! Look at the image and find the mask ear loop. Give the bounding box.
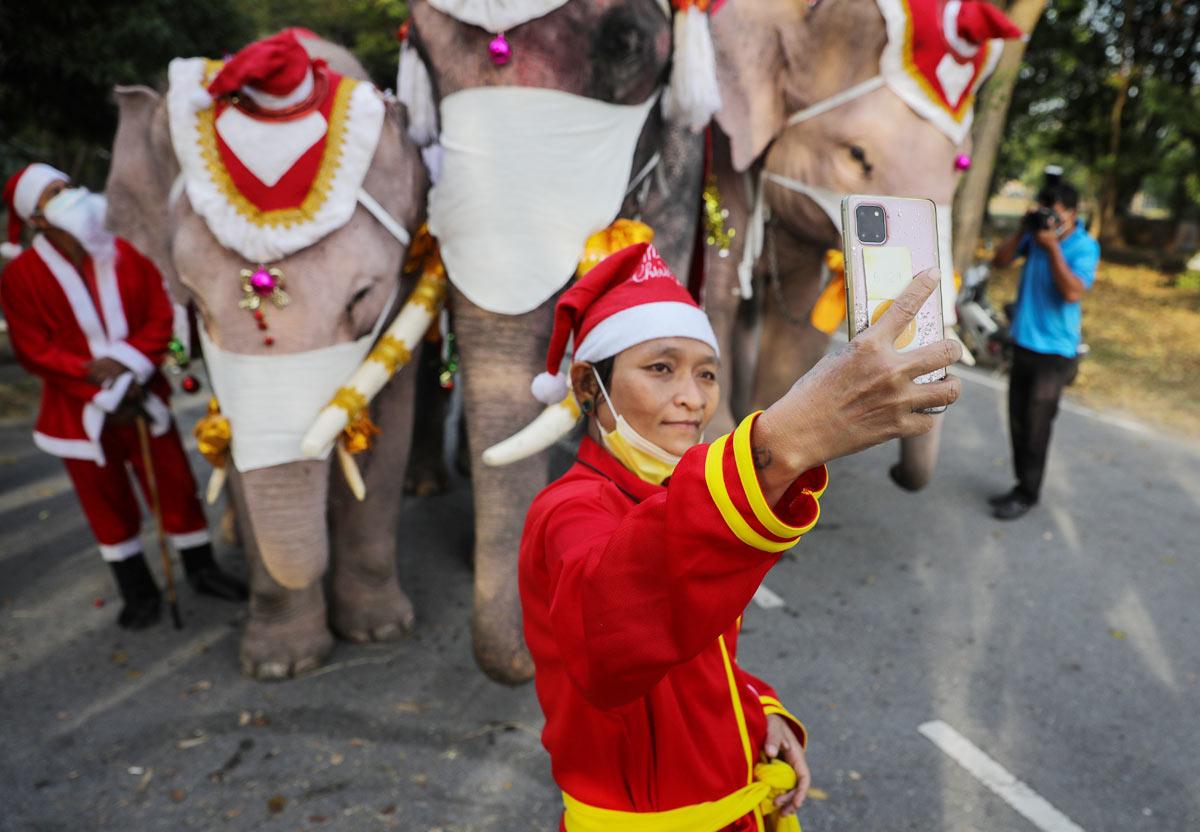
[591,364,619,424]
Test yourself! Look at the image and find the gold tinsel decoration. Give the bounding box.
[194,397,232,467]
[342,411,381,455]
[702,176,735,258]
[577,219,655,277]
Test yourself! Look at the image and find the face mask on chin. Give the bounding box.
[43,188,115,256]
[592,366,684,486]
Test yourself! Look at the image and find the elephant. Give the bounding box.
[700,0,1020,490]
[387,0,706,684]
[105,33,430,679]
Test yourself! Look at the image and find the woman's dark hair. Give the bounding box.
[590,357,615,390]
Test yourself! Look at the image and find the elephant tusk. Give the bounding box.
[336,441,367,501]
[205,464,228,505]
[482,394,581,467]
[300,270,447,459]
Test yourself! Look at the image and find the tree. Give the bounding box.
[952,0,1050,274]
[0,0,252,185]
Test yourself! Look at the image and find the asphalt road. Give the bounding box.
[0,367,1197,832]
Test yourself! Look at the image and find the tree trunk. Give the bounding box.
[951,0,1049,276]
[1095,69,1132,244]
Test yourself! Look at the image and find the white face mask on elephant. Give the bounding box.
[198,287,396,473]
[43,188,116,256]
[427,87,658,315]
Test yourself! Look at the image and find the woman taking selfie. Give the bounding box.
[518,243,961,831]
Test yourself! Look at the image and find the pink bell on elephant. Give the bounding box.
[954,153,972,171]
[249,266,277,296]
[488,32,512,66]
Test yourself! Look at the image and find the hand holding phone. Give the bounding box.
[842,195,949,410]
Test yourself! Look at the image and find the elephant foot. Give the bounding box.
[240,611,334,681]
[888,463,932,493]
[329,573,415,644]
[472,615,534,686]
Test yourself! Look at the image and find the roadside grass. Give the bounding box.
[989,259,1200,438]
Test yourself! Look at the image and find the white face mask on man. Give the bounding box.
[43,187,115,256]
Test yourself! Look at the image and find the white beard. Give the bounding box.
[43,188,115,256]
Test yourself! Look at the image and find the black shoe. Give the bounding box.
[117,594,162,629]
[988,488,1021,507]
[992,493,1035,521]
[186,567,248,601]
[109,554,162,630]
[180,544,248,602]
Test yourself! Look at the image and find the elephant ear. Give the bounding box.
[710,0,809,172]
[106,85,183,295]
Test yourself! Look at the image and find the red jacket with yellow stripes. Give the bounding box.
[518,413,828,830]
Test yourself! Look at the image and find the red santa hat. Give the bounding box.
[2,163,69,260]
[944,0,1026,57]
[531,242,719,404]
[194,29,320,112]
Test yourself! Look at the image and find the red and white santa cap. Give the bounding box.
[2,163,69,260]
[195,28,320,112]
[944,0,1025,57]
[531,242,719,404]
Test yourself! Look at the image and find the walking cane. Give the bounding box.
[135,415,184,629]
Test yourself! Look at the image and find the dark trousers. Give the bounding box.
[1008,346,1077,502]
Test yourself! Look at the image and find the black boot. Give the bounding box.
[110,554,162,630]
[181,543,248,601]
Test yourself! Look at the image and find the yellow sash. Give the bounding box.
[562,759,802,832]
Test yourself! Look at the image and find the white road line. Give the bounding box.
[753,584,785,610]
[919,720,1086,832]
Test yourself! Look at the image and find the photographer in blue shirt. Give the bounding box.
[990,181,1100,520]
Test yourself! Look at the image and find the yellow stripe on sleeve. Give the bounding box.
[705,436,801,554]
[731,412,820,539]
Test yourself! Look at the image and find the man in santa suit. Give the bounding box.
[1,163,246,629]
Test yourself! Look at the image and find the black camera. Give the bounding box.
[1024,206,1058,232]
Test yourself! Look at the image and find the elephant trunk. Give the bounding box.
[238,460,331,589]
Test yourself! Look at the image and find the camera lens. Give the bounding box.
[855,204,887,244]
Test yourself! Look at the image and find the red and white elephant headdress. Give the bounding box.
[167,30,387,263]
[877,0,1024,143]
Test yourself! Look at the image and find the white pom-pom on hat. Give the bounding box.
[0,242,23,260]
[662,4,721,133]
[397,40,438,147]
[531,371,570,405]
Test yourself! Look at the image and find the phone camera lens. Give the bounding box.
[855,204,887,245]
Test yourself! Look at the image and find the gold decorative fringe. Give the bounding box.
[368,334,413,375]
[329,386,368,420]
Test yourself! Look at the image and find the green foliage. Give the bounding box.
[997,0,1200,220]
[0,0,253,184]
[0,0,408,186]
[240,0,408,90]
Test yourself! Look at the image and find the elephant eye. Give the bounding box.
[347,285,372,311]
[848,145,874,177]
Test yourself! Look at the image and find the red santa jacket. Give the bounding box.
[1,235,174,464]
[519,414,828,830]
